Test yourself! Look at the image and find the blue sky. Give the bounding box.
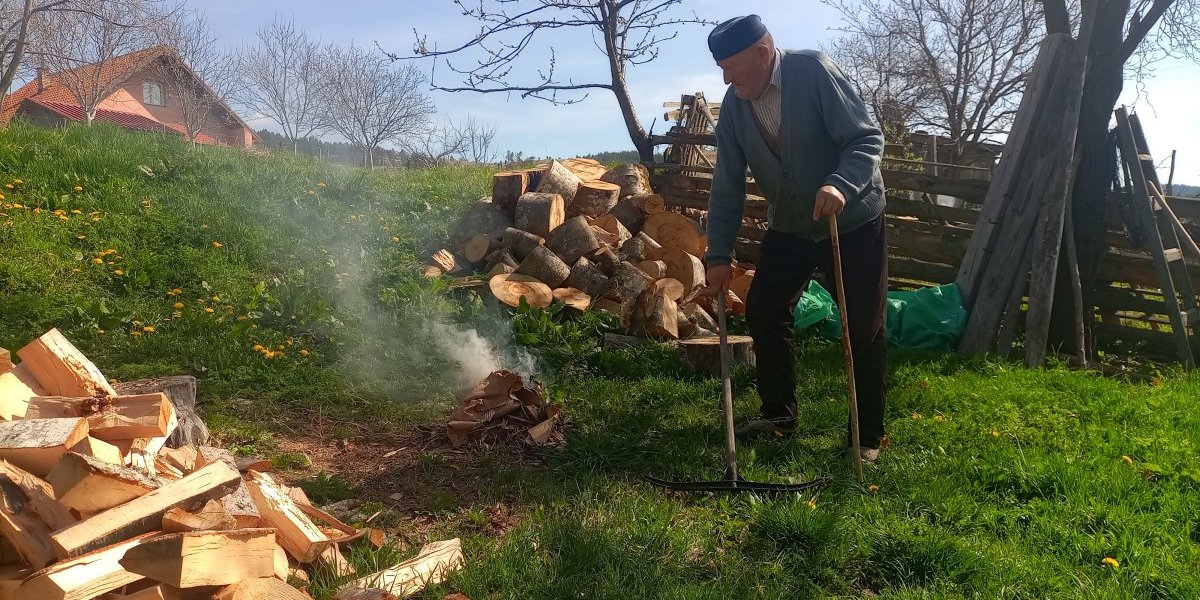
[195,1,1200,185]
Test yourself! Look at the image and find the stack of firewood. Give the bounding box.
[430,158,755,345]
[0,329,463,599]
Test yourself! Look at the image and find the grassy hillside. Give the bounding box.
[2,123,1199,599]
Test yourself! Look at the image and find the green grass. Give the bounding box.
[3,123,1198,599]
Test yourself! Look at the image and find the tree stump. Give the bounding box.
[637,260,667,280]
[514,245,571,288]
[610,197,645,234]
[679,336,756,377]
[573,181,621,217]
[536,160,582,205]
[501,227,545,261]
[566,257,610,299]
[659,248,705,294]
[605,261,653,303]
[515,192,565,238]
[546,216,601,265]
[492,171,529,220]
[552,287,592,311]
[644,212,704,257]
[489,273,554,308]
[600,163,651,198]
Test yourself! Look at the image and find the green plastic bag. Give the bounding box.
[793,281,967,352]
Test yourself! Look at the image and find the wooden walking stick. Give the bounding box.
[829,214,864,481]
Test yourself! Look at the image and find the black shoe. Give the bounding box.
[735,419,796,441]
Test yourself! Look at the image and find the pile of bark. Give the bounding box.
[445,371,562,449]
[0,329,463,599]
[428,158,756,343]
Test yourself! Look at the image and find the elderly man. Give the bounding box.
[703,15,888,462]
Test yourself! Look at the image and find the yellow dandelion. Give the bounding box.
[71,209,81,215]
[991,430,1000,438]
[12,203,22,208]
[934,415,944,422]
[0,194,4,200]
[211,295,221,302]
[142,325,154,333]
[299,349,310,357]
[91,216,100,222]
[912,413,923,421]
[77,234,86,240]
[212,241,223,248]
[5,184,13,190]
[73,185,83,192]
[96,329,105,335]
[805,500,817,511]
[33,207,41,213]
[236,315,247,321]
[12,179,22,184]
[92,258,103,265]
[113,269,124,276]
[252,344,264,352]
[391,236,400,243]
[173,302,184,309]
[868,484,880,494]
[1122,455,1133,465]
[205,307,214,314]
[1101,557,1119,569]
[57,215,68,221]
[129,331,142,336]
[168,288,182,296]
[317,181,326,187]
[201,224,208,229]
[141,200,151,207]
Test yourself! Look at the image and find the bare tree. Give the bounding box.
[825,0,1043,149]
[29,0,175,123]
[321,42,435,169]
[155,9,237,148]
[0,0,79,113]
[236,16,323,153]
[386,0,710,163]
[408,115,499,167]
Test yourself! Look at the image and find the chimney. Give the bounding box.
[37,68,45,93]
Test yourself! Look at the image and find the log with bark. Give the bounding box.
[618,235,646,264]
[679,336,756,376]
[643,211,705,257]
[535,160,582,206]
[0,417,90,477]
[449,199,510,246]
[461,233,497,264]
[546,216,602,266]
[658,248,706,295]
[600,163,652,198]
[552,288,592,311]
[605,262,654,304]
[654,278,686,302]
[16,329,116,398]
[47,451,161,514]
[565,257,610,299]
[637,260,668,280]
[573,181,621,217]
[514,245,572,288]
[631,193,667,215]
[635,290,680,340]
[500,227,545,261]
[491,171,529,219]
[515,192,565,238]
[488,273,554,309]
[592,214,632,246]
[610,197,646,234]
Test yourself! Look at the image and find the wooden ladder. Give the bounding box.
[1114,106,1199,369]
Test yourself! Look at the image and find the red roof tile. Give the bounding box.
[26,99,186,137]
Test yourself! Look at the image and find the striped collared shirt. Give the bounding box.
[750,49,784,156]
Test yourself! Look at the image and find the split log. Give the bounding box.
[729,272,754,305]
[48,452,161,514]
[681,303,719,334]
[68,436,122,466]
[573,181,621,217]
[588,246,622,276]
[593,298,635,330]
[500,227,545,261]
[156,446,197,473]
[16,329,116,398]
[319,542,357,578]
[215,577,309,600]
[118,528,277,588]
[90,393,174,442]
[193,448,261,528]
[112,376,203,450]
[677,310,697,338]
[161,499,236,533]
[49,460,241,559]
[637,291,680,340]
[659,248,706,295]
[461,234,496,264]
[725,289,747,316]
[546,216,602,265]
[637,260,668,280]
[643,212,704,257]
[637,231,663,261]
[631,193,667,215]
[514,245,571,288]
[0,365,42,420]
[565,257,610,299]
[0,460,75,530]
[590,224,620,248]
[485,248,519,270]
[592,214,632,245]
[340,538,463,597]
[679,336,756,376]
[515,192,566,238]
[0,417,89,477]
[492,171,529,219]
[106,584,182,599]
[610,197,646,234]
[600,163,651,198]
[0,350,8,376]
[0,472,57,568]
[618,235,646,264]
[244,470,330,563]
[430,250,461,275]
[552,288,591,311]
[535,160,582,205]
[537,157,608,182]
[605,262,654,304]
[16,533,155,600]
[655,278,686,302]
[421,266,442,279]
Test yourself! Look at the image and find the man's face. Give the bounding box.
[716,41,773,100]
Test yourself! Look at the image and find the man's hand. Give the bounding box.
[813,184,846,221]
[706,264,732,294]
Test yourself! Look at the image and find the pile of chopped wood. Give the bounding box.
[0,329,463,599]
[445,371,562,449]
[428,158,755,343]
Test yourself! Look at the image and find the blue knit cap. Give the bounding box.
[708,15,768,61]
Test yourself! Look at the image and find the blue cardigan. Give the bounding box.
[705,50,885,267]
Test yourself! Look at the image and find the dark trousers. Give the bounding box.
[745,215,889,448]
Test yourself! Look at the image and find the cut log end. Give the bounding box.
[489,273,554,309]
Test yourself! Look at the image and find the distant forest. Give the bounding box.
[254,129,647,168]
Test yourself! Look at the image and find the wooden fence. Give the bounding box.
[649,95,1200,357]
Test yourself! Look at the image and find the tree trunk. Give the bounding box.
[602,4,653,163]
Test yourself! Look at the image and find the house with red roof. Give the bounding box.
[1,46,256,148]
